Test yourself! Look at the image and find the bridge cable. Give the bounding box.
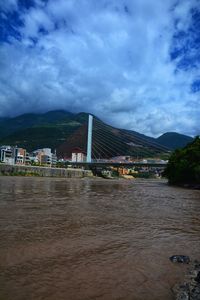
[92,136,117,158]
[93,128,128,154]
[94,118,165,151]
[93,131,124,155]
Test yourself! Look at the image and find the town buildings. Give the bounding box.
[0,146,30,165]
[29,148,57,166]
[0,146,57,166]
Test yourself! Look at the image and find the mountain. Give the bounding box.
[156,132,193,150]
[0,110,170,158]
[0,111,83,151]
[0,110,74,139]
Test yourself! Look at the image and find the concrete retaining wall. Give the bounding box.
[0,164,93,178]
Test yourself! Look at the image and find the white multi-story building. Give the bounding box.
[71,148,86,162]
[0,146,14,165]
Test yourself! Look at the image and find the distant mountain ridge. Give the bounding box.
[156,132,193,150]
[0,110,193,158]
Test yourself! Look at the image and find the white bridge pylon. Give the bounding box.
[86,115,93,163]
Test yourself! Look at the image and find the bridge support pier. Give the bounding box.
[87,115,93,163]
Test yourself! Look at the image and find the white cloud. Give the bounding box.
[20,7,54,38]
[0,0,18,12]
[0,0,199,137]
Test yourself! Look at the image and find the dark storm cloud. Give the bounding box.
[0,0,200,136]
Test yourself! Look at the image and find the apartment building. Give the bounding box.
[71,148,86,162]
[30,148,57,166]
[0,146,14,165]
[0,146,30,165]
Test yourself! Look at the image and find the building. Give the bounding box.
[30,148,57,166]
[0,146,29,165]
[0,145,56,166]
[71,148,86,162]
[0,145,59,166]
[0,146,14,165]
[14,148,27,165]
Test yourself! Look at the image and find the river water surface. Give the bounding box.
[0,177,200,300]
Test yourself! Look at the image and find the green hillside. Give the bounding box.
[0,124,78,151]
[0,110,74,139]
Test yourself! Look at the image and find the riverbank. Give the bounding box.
[181,183,200,190]
[0,163,93,178]
[173,260,200,299]
[168,182,200,190]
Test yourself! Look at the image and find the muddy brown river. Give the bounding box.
[0,176,200,300]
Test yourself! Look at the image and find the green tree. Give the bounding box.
[164,136,200,185]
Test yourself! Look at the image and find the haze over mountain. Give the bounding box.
[0,110,193,158]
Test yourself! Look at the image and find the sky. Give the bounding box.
[0,0,200,137]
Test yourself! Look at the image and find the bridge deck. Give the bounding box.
[66,162,167,168]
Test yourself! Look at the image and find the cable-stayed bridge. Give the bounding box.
[58,115,169,169]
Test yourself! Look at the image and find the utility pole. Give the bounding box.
[87,115,93,163]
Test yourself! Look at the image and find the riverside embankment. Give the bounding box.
[0,163,93,178]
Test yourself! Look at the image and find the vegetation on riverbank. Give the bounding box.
[0,170,40,176]
[164,136,200,186]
